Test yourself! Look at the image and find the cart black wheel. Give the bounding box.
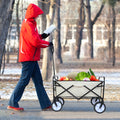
[57,97,64,105]
[94,102,106,114]
[91,97,100,105]
[52,101,62,112]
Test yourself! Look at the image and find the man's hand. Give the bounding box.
[41,33,50,39]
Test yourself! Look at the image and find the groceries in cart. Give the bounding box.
[59,68,99,81]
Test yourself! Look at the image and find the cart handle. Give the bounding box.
[49,45,56,78]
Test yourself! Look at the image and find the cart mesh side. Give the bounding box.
[54,81,104,99]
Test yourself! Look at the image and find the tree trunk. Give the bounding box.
[85,0,104,59]
[54,0,63,63]
[75,0,85,59]
[16,0,20,63]
[6,24,12,63]
[42,0,56,81]
[106,7,112,61]
[108,24,111,60]
[85,0,93,58]
[0,0,15,73]
[111,7,116,66]
[63,24,69,46]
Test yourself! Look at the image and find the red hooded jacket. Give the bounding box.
[19,4,50,62]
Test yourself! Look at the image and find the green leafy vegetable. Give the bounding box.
[89,68,96,77]
[75,72,91,81]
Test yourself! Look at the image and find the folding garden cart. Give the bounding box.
[50,46,106,114]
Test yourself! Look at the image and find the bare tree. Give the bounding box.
[85,0,105,58]
[104,0,117,65]
[85,0,93,58]
[6,23,12,63]
[63,24,69,48]
[107,0,117,66]
[106,6,111,60]
[0,0,15,73]
[111,6,116,66]
[75,0,85,59]
[42,0,56,81]
[54,0,63,63]
[16,0,20,62]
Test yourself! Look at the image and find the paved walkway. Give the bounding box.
[0,100,120,120]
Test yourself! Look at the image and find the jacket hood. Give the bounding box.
[25,4,43,19]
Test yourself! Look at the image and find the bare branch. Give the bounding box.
[92,2,105,25]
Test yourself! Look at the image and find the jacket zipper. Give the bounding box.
[33,48,37,59]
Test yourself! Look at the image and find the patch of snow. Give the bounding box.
[0,90,52,100]
[0,76,19,80]
[3,68,21,75]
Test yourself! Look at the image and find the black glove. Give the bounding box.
[41,33,50,39]
[49,42,53,47]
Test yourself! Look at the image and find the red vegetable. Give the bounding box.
[59,77,66,81]
[90,75,99,81]
[59,77,72,81]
